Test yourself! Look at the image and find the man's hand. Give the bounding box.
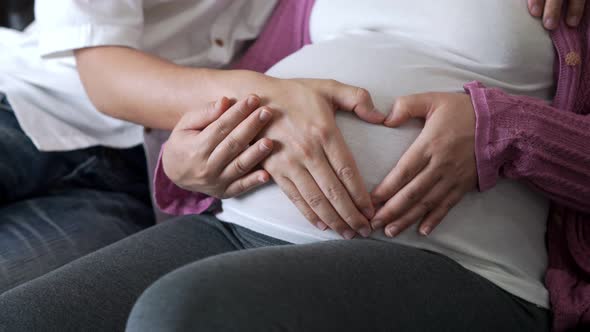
[260,78,385,239]
[163,95,274,198]
[528,0,586,29]
[370,93,478,237]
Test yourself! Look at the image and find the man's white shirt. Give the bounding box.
[0,0,276,151]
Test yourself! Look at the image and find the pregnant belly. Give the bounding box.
[218,35,550,306]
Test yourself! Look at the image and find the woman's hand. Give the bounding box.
[370,93,478,237]
[259,78,385,239]
[528,0,586,29]
[163,95,274,198]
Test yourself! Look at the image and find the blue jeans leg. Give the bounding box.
[0,101,154,293]
[0,188,151,293]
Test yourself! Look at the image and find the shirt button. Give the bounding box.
[214,38,225,47]
[565,51,581,66]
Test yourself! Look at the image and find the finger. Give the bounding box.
[291,168,358,239]
[223,169,271,198]
[372,162,440,230]
[274,176,328,231]
[418,189,464,236]
[219,138,274,181]
[174,97,232,132]
[308,149,373,237]
[326,80,386,124]
[199,95,261,151]
[543,0,563,29]
[322,129,375,220]
[371,137,429,206]
[383,180,454,238]
[566,0,586,26]
[528,0,545,17]
[209,107,273,169]
[384,94,435,128]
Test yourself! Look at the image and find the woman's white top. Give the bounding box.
[0,0,276,151]
[217,0,556,307]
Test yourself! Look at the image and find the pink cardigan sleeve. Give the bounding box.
[464,81,590,213]
[153,145,218,215]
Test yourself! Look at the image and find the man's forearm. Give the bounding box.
[75,46,276,130]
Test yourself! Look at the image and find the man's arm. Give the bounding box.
[75,46,274,130]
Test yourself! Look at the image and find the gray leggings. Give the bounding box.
[0,214,549,332]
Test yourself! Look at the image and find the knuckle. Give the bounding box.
[429,136,452,151]
[311,125,332,143]
[307,193,326,209]
[325,185,346,202]
[444,199,457,210]
[224,135,243,153]
[293,141,316,159]
[233,158,249,176]
[351,192,371,208]
[420,200,436,212]
[354,87,371,103]
[399,168,413,184]
[285,190,303,205]
[336,166,355,182]
[235,179,247,194]
[341,212,363,227]
[432,155,453,169]
[233,103,250,117]
[196,166,213,181]
[214,121,230,138]
[403,189,419,202]
[301,210,320,224]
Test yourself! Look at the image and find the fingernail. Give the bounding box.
[544,18,557,29]
[386,225,399,237]
[371,219,383,229]
[358,227,371,238]
[259,140,272,152]
[259,109,272,122]
[531,4,542,16]
[567,16,580,27]
[247,95,259,108]
[316,221,328,231]
[343,230,356,240]
[420,226,432,236]
[362,208,375,219]
[258,174,268,183]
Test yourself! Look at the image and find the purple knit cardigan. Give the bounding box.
[152,1,590,330]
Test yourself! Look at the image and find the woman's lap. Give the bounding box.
[127,238,550,332]
[0,214,550,332]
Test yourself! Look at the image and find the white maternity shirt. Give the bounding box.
[217,0,555,307]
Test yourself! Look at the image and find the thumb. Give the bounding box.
[328,81,386,124]
[384,93,434,127]
[174,97,232,132]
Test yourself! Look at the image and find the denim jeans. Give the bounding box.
[0,96,154,293]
